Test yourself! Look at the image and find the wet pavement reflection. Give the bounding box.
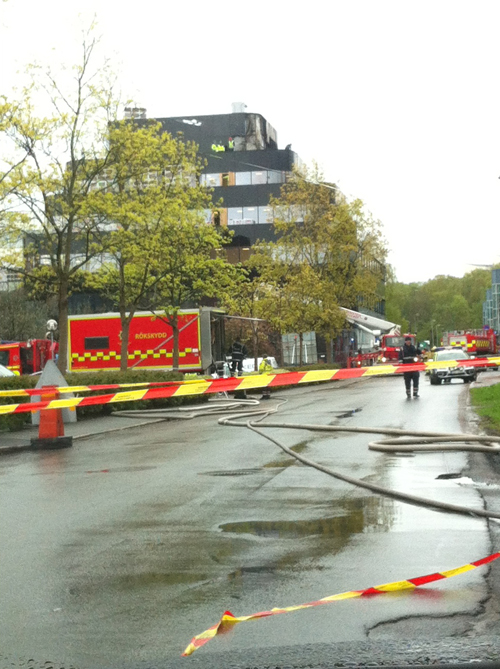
[0,375,492,666]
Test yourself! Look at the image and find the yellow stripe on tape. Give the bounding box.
[363,365,398,376]
[299,370,337,383]
[373,580,415,592]
[0,403,20,415]
[486,356,500,365]
[173,382,212,396]
[108,390,149,403]
[426,360,459,369]
[320,591,362,602]
[237,375,275,389]
[0,389,30,397]
[441,564,475,578]
[47,399,82,409]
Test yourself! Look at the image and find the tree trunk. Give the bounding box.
[57,279,69,374]
[172,318,179,371]
[278,332,284,367]
[252,322,259,372]
[326,337,333,364]
[299,332,304,366]
[120,316,131,372]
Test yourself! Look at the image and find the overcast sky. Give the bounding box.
[1,0,499,284]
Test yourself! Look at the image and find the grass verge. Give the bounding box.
[470,383,500,433]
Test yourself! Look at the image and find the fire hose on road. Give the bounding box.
[115,396,500,521]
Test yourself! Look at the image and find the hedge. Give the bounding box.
[0,369,209,432]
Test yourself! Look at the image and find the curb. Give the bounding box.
[0,417,171,456]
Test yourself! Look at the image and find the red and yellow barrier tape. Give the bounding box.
[0,380,186,398]
[182,551,500,656]
[1,356,499,413]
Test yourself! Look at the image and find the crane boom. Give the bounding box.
[339,308,400,335]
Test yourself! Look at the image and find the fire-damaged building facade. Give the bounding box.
[140,103,300,263]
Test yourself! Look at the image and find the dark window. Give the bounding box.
[20,348,33,375]
[84,336,109,350]
[221,173,230,187]
[385,336,405,347]
[0,350,10,366]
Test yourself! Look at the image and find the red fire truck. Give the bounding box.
[441,329,497,356]
[67,308,225,373]
[0,339,57,375]
[338,308,410,366]
[379,333,417,362]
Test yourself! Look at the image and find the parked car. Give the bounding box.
[429,348,477,385]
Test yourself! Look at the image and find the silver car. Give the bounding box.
[429,348,477,385]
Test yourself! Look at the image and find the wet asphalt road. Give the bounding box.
[1,372,500,668]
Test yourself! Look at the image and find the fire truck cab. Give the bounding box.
[379,333,417,363]
[0,339,56,375]
[441,329,497,357]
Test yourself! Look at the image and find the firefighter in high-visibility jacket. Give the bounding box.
[259,356,274,374]
[259,355,274,400]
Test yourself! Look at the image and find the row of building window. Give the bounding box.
[200,170,287,188]
[228,206,273,225]
[90,169,286,193]
[203,206,274,226]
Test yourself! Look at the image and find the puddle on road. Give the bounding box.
[70,570,208,595]
[220,495,395,540]
[60,495,396,619]
[200,442,311,473]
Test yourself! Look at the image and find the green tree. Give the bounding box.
[87,121,238,371]
[0,289,50,341]
[386,268,494,343]
[0,29,120,372]
[256,163,387,363]
[155,222,238,371]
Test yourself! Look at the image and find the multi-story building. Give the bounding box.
[148,103,300,263]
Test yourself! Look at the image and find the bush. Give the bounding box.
[0,375,38,432]
[64,370,209,418]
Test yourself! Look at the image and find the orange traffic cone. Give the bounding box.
[30,388,73,450]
